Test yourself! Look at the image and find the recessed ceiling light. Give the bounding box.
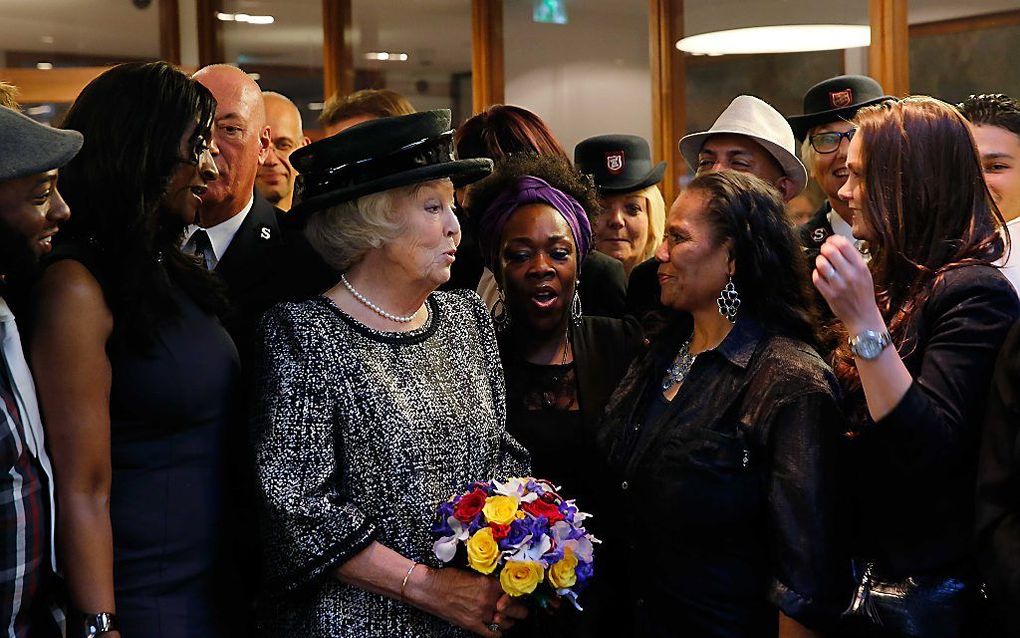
[676,25,870,55]
[308,102,324,111]
[40,35,54,44]
[216,11,274,25]
[364,52,409,62]
[36,62,54,70]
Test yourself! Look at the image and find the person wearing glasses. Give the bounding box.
[788,75,893,264]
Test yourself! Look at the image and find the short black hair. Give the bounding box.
[467,153,600,224]
[958,93,1020,138]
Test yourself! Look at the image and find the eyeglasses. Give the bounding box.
[809,129,856,154]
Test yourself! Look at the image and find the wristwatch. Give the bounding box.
[84,612,117,637]
[849,329,892,360]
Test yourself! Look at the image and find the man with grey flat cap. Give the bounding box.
[0,104,82,637]
[626,95,808,322]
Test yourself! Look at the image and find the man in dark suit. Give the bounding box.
[190,65,335,367]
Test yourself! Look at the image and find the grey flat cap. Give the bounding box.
[0,106,83,181]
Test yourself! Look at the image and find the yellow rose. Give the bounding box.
[546,547,578,590]
[482,495,519,526]
[499,560,544,597]
[466,527,500,575]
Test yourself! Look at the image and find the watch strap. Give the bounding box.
[84,612,117,637]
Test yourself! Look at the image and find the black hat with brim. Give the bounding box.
[289,109,493,218]
[574,134,665,194]
[787,75,894,141]
[0,106,83,181]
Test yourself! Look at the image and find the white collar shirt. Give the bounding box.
[182,195,254,269]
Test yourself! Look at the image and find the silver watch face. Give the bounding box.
[853,331,886,360]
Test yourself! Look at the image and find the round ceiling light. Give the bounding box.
[676,24,870,55]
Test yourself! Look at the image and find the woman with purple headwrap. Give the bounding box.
[468,154,643,638]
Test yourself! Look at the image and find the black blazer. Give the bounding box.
[215,193,337,368]
[977,320,1020,635]
[579,251,627,318]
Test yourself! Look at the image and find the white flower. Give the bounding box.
[432,516,468,563]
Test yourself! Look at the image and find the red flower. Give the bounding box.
[454,488,488,523]
[489,523,511,540]
[523,498,564,523]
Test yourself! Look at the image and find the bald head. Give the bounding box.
[257,91,310,211]
[193,65,271,225]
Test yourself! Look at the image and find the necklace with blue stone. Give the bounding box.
[661,339,697,391]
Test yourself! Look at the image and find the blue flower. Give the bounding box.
[575,560,594,588]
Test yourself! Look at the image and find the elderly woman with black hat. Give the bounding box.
[574,134,666,277]
[252,110,530,638]
[787,75,892,262]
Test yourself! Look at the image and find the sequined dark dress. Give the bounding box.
[253,289,530,637]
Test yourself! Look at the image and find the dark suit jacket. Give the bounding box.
[625,257,662,324]
[215,193,337,369]
[581,251,627,318]
[977,320,1020,635]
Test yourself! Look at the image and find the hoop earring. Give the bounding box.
[491,289,512,332]
[571,281,582,327]
[716,274,740,323]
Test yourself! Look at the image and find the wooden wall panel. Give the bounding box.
[649,0,684,205]
[160,0,182,65]
[869,0,909,96]
[322,0,354,100]
[471,0,504,114]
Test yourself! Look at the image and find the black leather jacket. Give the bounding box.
[598,318,847,637]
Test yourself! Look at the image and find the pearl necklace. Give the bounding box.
[340,273,420,324]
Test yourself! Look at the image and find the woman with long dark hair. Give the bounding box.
[599,170,844,637]
[814,97,1020,636]
[28,62,242,637]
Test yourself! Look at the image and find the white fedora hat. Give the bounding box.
[679,95,808,196]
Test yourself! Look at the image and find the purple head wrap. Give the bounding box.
[477,175,593,272]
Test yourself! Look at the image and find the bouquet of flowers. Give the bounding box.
[431,477,597,609]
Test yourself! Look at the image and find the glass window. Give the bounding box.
[682,0,870,222]
[350,0,473,128]
[909,1,1020,104]
[0,0,163,124]
[220,0,324,135]
[503,0,653,155]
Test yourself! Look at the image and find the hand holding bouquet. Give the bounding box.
[432,477,597,610]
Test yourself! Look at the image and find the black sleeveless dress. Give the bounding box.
[52,250,245,637]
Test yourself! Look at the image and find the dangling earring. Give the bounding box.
[571,280,583,327]
[716,274,740,323]
[492,288,512,332]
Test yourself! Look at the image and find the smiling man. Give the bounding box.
[626,95,807,321]
[256,91,310,212]
[0,103,82,638]
[959,93,1020,292]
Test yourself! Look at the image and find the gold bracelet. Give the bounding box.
[400,561,419,602]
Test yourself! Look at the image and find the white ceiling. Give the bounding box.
[0,0,1018,70]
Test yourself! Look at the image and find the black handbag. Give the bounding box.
[840,560,976,638]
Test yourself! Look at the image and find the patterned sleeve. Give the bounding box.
[453,290,531,479]
[252,303,378,596]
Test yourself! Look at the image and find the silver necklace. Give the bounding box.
[661,339,697,390]
[340,273,419,324]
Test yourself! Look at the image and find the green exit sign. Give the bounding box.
[533,0,568,24]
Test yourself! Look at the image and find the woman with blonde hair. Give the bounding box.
[574,134,666,276]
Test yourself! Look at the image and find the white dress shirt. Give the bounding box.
[998,216,1020,293]
[182,195,254,269]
